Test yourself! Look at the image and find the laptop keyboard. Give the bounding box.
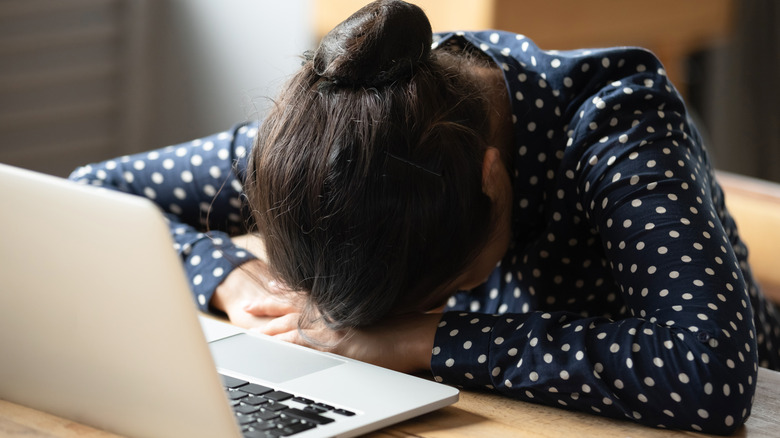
[220,374,356,437]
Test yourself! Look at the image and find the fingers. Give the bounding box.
[258,314,330,350]
[256,314,313,348]
[272,329,304,346]
[227,313,275,331]
[238,279,304,317]
[242,294,300,317]
[260,313,301,336]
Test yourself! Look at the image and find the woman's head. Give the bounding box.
[247,0,504,329]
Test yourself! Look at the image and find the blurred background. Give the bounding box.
[0,0,777,182]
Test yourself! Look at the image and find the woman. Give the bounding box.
[70,0,780,434]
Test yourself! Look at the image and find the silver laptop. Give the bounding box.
[0,162,458,438]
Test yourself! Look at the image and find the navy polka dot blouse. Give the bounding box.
[70,31,780,434]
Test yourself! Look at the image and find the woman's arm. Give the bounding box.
[431,49,757,434]
[261,310,442,373]
[69,122,259,312]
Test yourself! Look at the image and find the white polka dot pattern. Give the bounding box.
[69,122,258,311]
[430,31,780,435]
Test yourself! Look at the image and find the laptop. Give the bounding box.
[0,162,458,438]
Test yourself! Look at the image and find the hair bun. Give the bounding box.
[313,0,432,87]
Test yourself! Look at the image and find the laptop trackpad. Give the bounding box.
[209,333,344,383]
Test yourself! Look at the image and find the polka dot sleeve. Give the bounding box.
[69,122,260,311]
[429,31,778,435]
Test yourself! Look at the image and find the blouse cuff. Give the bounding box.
[431,311,505,389]
[181,230,256,312]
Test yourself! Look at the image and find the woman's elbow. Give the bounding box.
[672,344,757,434]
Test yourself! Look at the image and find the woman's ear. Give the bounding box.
[481,147,504,201]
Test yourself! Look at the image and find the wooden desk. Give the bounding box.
[2,367,778,437]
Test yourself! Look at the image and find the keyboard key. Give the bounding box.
[247,417,302,437]
[282,408,335,425]
[242,383,274,396]
[253,421,279,431]
[263,390,294,402]
[280,421,317,435]
[242,396,269,406]
[235,404,261,415]
[254,410,281,421]
[226,390,249,400]
[312,402,334,411]
[273,417,301,428]
[220,374,249,389]
[291,396,314,405]
[236,415,258,426]
[261,402,289,412]
[333,408,355,416]
[303,405,327,414]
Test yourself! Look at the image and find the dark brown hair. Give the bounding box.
[246,0,497,329]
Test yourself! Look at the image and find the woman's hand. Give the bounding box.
[210,259,302,329]
[210,234,303,330]
[260,312,443,373]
